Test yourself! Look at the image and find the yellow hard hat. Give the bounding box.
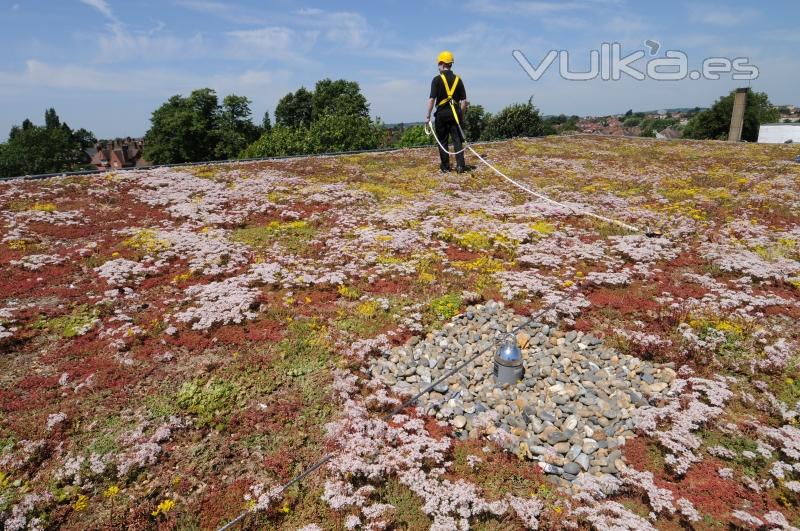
[437,50,454,64]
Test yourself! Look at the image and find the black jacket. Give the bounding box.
[430,70,466,119]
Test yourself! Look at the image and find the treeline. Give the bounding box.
[0,109,96,177]
[143,80,384,163]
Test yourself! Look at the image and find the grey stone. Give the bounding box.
[434,382,449,393]
[554,442,571,454]
[538,462,562,475]
[566,444,582,461]
[553,394,569,405]
[582,438,599,455]
[547,431,569,444]
[563,415,579,431]
[539,411,557,423]
[529,445,549,456]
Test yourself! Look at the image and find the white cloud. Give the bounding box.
[0,60,180,92]
[466,0,623,15]
[227,27,295,51]
[0,60,292,101]
[79,0,119,24]
[11,3,20,11]
[76,0,206,63]
[318,12,369,48]
[225,27,315,62]
[762,30,800,43]
[96,25,206,62]
[172,0,269,25]
[467,1,579,14]
[688,5,760,27]
[293,9,371,50]
[604,15,650,35]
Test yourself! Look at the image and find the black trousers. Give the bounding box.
[435,116,465,170]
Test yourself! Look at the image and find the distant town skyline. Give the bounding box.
[1,0,798,140]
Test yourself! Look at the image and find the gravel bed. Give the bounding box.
[370,301,676,486]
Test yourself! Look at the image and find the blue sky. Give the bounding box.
[1,0,798,140]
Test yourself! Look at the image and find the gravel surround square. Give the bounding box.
[370,300,676,487]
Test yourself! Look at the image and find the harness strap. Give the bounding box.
[437,73,462,125]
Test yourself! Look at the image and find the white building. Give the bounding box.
[757,123,800,144]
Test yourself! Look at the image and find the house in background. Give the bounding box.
[89,138,149,170]
[757,123,800,144]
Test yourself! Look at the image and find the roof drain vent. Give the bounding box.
[494,339,524,386]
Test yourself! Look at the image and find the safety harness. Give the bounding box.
[437,73,462,125]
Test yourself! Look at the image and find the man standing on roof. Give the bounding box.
[426,50,467,173]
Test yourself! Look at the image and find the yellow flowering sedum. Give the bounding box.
[152,498,176,517]
[73,494,89,512]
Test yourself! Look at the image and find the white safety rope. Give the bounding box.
[424,119,642,234]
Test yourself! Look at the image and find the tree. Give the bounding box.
[1,124,79,177]
[187,88,220,149]
[240,125,309,158]
[143,88,220,164]
[71,127,97,164]
[683,89,779,142]
[623,116,642,127]
[397,124,434,147]
[463,105,488,142]
[274,87,313,128]
[243,77,383,158]
[72,127,96,149]
[215,94,260,159]
[561,116,579,132]
[261,110,272,133]
[45,107,61,129]
[543,114,580,135]
[0,109,93,177]
[482,98,545,140]
[311,78,369,121]
[306,114,382,153]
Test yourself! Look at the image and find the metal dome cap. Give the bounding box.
[495,341,522,366]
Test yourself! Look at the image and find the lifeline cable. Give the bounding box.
[424,120,643,234]
[217,290,576,531]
